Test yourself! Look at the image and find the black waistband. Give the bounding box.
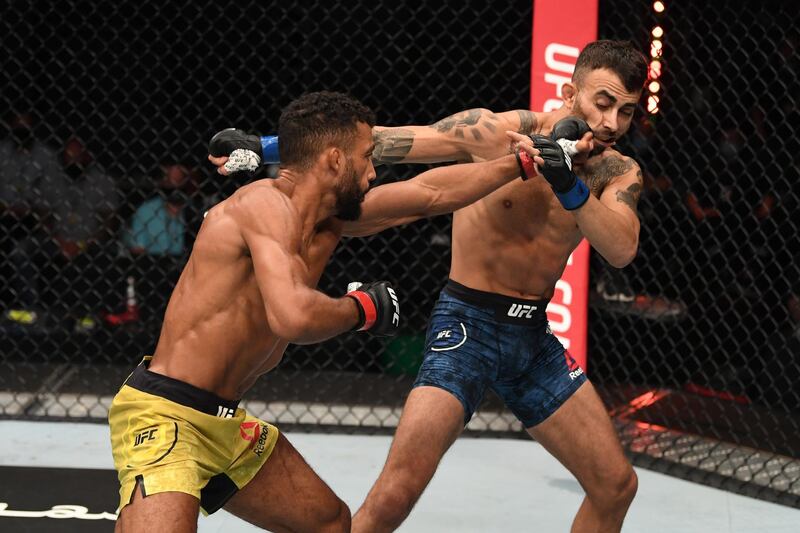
[443,279,550,325]
[124,359,240,418]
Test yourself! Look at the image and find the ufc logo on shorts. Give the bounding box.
[437,330,452,339]
[134,428,157,447]
[387,287,400,326]
[507,303,537,318]
[216,406,235,418]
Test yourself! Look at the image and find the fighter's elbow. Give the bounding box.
[267,309,313,343]
[606,242,638,268]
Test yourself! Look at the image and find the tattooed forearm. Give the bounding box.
[516,110,537,135]
[429,108,503,147]
[429,109,483,133]
[616,182,643,213]
[372,128,416,164]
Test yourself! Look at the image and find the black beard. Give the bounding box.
[589,144,607,157]
[334,164,364,221]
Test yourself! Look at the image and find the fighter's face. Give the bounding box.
[569,68,641,151]
[335,121,376,221]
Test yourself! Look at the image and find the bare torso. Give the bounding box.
[450,139,622,299]
[147,180,343,400]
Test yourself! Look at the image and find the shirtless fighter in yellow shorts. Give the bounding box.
[109,91,548,532]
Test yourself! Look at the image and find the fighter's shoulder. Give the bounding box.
[227,181,298,236]
[491,109,547,135]
[581,149,641,187]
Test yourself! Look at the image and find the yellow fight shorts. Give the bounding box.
[109,357,279,515]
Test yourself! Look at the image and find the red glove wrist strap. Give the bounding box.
[515,149,536,180]
[347,291,377,331]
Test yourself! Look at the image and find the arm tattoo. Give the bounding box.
[516,110,537,135]
[372,128,416,164]
[581,159,643,214]
[429,109,483,134]
[616,180,643,214]
[580,155,636,196]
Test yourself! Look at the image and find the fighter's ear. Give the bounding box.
[324,147,343,173]
[561,82,577,110]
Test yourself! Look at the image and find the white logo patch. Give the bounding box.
[431,323,467,352]
[507,303,537,318]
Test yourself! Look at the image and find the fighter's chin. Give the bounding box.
[334,201,363,221]
[594,138,616,148]
[589,144,608,157]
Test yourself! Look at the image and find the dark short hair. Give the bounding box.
[278,91,376,170]
[573,40,648,93]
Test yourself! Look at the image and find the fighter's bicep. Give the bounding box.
[243,229,306,300]
[237,196,308,301]
[342,180,432,237]
[598,168,643,230]
[494,109,540,136]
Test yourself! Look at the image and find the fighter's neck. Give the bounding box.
[273,171,338,227]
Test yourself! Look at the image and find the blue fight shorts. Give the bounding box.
[412,279,587,428]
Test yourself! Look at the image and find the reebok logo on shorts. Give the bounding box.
[240,421,261,444]
[564,350,584,380]
[240,421,270,456]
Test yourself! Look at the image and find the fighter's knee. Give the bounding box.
[616,466,638,505]
[317,498,351,533]
[592,465,638,510]
[372,483,419,524]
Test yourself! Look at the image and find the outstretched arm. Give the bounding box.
[342,139,542,237]
[371,108,541,165]
[207,108,540,174]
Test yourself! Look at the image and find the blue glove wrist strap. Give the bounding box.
[260,136,280,164]
[555,176,590,210]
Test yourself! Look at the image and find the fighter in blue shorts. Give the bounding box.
[351,40,647,533]
[415,279,585,428]
[213,40,648,533]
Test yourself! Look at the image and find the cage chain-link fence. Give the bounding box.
[597,0,800,505]
[1,0,798,506]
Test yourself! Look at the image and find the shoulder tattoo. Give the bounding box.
[516,110,537,135]
[580,156,643,213]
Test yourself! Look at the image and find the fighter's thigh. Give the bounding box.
[115,480,199,533]
[527,381,631,492]
[223,432,348,532]
[383,386,466,483]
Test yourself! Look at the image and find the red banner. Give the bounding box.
[530,0,598,371]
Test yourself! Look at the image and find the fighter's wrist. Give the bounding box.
[260,136,280,164]
[515,150,536,180]
[345,292,375,331]
[554,175,590,210]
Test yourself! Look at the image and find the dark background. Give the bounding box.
[1,0,798,504]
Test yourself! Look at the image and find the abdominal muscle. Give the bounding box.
[147,254,293,400]
[448,180,584,299]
